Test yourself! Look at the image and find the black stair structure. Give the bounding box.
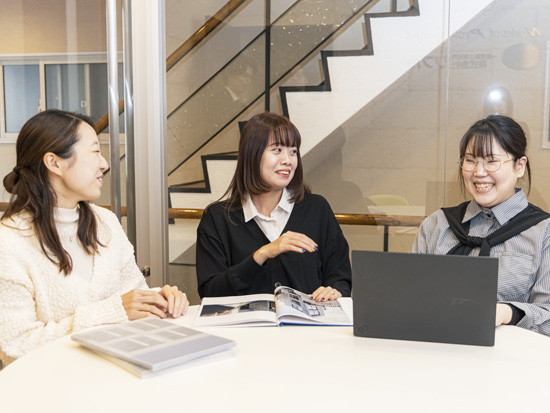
[167,0,419,197]
[166,1,421,305]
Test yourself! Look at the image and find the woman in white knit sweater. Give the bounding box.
[0,110,188,367]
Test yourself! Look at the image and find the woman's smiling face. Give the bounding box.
[53,122,109,208]
[462,138,526,209]
[259,139,298,193]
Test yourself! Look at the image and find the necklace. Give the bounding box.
[58,229,76,244]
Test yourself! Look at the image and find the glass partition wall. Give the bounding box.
[3,1,547,304]
[0,1,125,209]
[321,0,550,254]
[165,0,550,305]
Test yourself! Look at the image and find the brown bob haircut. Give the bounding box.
[222,112,310,211]
[458,114,531,194]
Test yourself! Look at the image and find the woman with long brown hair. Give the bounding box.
[196,112,351,300]
[0,110,188,367]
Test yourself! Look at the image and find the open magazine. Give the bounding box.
[193,286,352,327]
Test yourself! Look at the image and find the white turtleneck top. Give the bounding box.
[0,204,149,367]
[55,207,93,283]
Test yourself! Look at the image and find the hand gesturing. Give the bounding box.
[253,231,317,265]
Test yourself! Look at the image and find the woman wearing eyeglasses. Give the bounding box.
[412,114,550,336]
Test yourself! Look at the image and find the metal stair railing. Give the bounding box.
[94,0,414,190]
[94,0,249,134]
[165,0,383,182]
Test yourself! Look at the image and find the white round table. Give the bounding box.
[0,299,548,412]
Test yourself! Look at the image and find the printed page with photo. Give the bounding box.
[274,286,351,326]
[194,287,352,327]
[194,294,279,327]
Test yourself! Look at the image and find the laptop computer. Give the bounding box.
[352,250,498,346]
[71,318,235,376]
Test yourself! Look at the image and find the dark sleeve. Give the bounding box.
[195,206,266,298]
[508,304,526,326]
[318,198,352,297]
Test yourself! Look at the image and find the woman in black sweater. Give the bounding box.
[196,112,351,299]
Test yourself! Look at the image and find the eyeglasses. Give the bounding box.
[458,157,515,172]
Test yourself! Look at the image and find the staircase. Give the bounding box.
[170,0,493,208]
[168,0,494,263]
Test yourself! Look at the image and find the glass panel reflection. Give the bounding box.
[166,0,374,183]
[45,64,86,114]
[4,65,40,133]
[45,63,125,133]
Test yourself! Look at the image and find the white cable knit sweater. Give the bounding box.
[0,204,149,367]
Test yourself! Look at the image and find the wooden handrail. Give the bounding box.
[0,203,424,227]
[167,208,206,220]
[334,213,424,227]
[166,0,248,71]
[94,0,248,134]
[94,99,125,134]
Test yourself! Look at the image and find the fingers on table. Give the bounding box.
[125,290,169,319]
[309,286,341,302]
[160,285,189,318]
[124,287,190,320]
[160,285,177,316]
[127,303,166,320]
[171,291,189,318]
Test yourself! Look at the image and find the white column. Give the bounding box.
[130,0,167,287]
[106,0,121,220]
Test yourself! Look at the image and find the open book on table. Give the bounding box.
[193,286,352,327]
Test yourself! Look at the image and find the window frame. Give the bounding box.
[0,52,124,145]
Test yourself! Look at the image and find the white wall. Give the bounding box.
[305,0,550,253]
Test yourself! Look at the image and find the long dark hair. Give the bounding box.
[458,114,531,194]
[221,112,310,211]
[2,110,105,275]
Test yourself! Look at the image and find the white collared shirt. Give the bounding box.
[243,188,295,242]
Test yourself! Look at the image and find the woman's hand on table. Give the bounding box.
[122,286,189,320]
[121,289,169,320]
[310,286,342,302]
[495,303,513,326]
[159,285,189,318]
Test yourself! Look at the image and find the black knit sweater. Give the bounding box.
[196,193,352,298]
